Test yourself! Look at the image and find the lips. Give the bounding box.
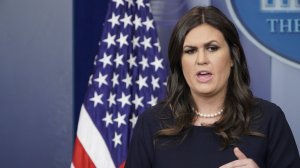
[196,71,213,83]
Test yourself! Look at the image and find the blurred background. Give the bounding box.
[0,0,299,167]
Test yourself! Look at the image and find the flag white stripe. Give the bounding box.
[77,105,115,168]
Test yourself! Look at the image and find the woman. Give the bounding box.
[125,6,300,168]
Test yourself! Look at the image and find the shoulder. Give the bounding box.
[139,103,171,122]
[253,98,284,120]
[136,103,172,133]
[254,98,280,112]
[252,98,288,132]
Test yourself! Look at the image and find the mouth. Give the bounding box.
[196,71,213,83]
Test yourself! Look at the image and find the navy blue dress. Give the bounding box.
[125,99,300,168]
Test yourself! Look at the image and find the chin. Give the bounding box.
[192,88,215,96]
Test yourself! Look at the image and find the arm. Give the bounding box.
[125,113,155,168]
[266,106,300,168]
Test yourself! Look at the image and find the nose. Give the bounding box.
[195,49,208,65]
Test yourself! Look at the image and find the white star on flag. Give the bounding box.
[116,33,129,48]
[132,94,144,109]
[133,15,142,30]
[102,111,113,127]
[112,0,125,8]
[136,75,148,90]
[103,33,116,48]
[127,54,138,69]
[113,112,127,128]
[141,36,152,50]
[151,56,164,71]
[107,92,117,107]
[114,53,124,68]
[117,92,131,108]
[122,73,132,88]
[143,17,154,31]
[129,113,138,128]
[94,72,108,88]
[136,0,145,10]
[151,76,160,90]
[111,73,119,87]
[108,13,120,28]
[120,13,132,28]
[132,36,141,49]
[89,91,103,107]
[139,56,149,70]
[125,0,134,8]
[112,132,122,148]
[148,95,158,106]
[99,53,112,68]
[154,40,161,52]
[88,74,93,85]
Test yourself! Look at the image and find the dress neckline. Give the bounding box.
[192,125,214,133]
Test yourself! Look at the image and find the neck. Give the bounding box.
[191,92,225,114]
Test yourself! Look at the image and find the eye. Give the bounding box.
[207,45,219,52]
[183,48,197,54]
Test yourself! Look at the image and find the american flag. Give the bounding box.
[71,0,168,167]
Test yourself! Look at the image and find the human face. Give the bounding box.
[181,24,233,99]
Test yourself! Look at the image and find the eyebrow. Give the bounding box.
[183,40,219,48]
[183,45,197,49]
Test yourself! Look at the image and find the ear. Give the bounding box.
[231,44,240,68]
[230,54,234,68]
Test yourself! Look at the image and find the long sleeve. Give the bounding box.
[265,105,300,167]
[125,111,155,168]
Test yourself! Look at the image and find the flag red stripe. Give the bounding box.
[72,137,96,168]
[119,161,125,168]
